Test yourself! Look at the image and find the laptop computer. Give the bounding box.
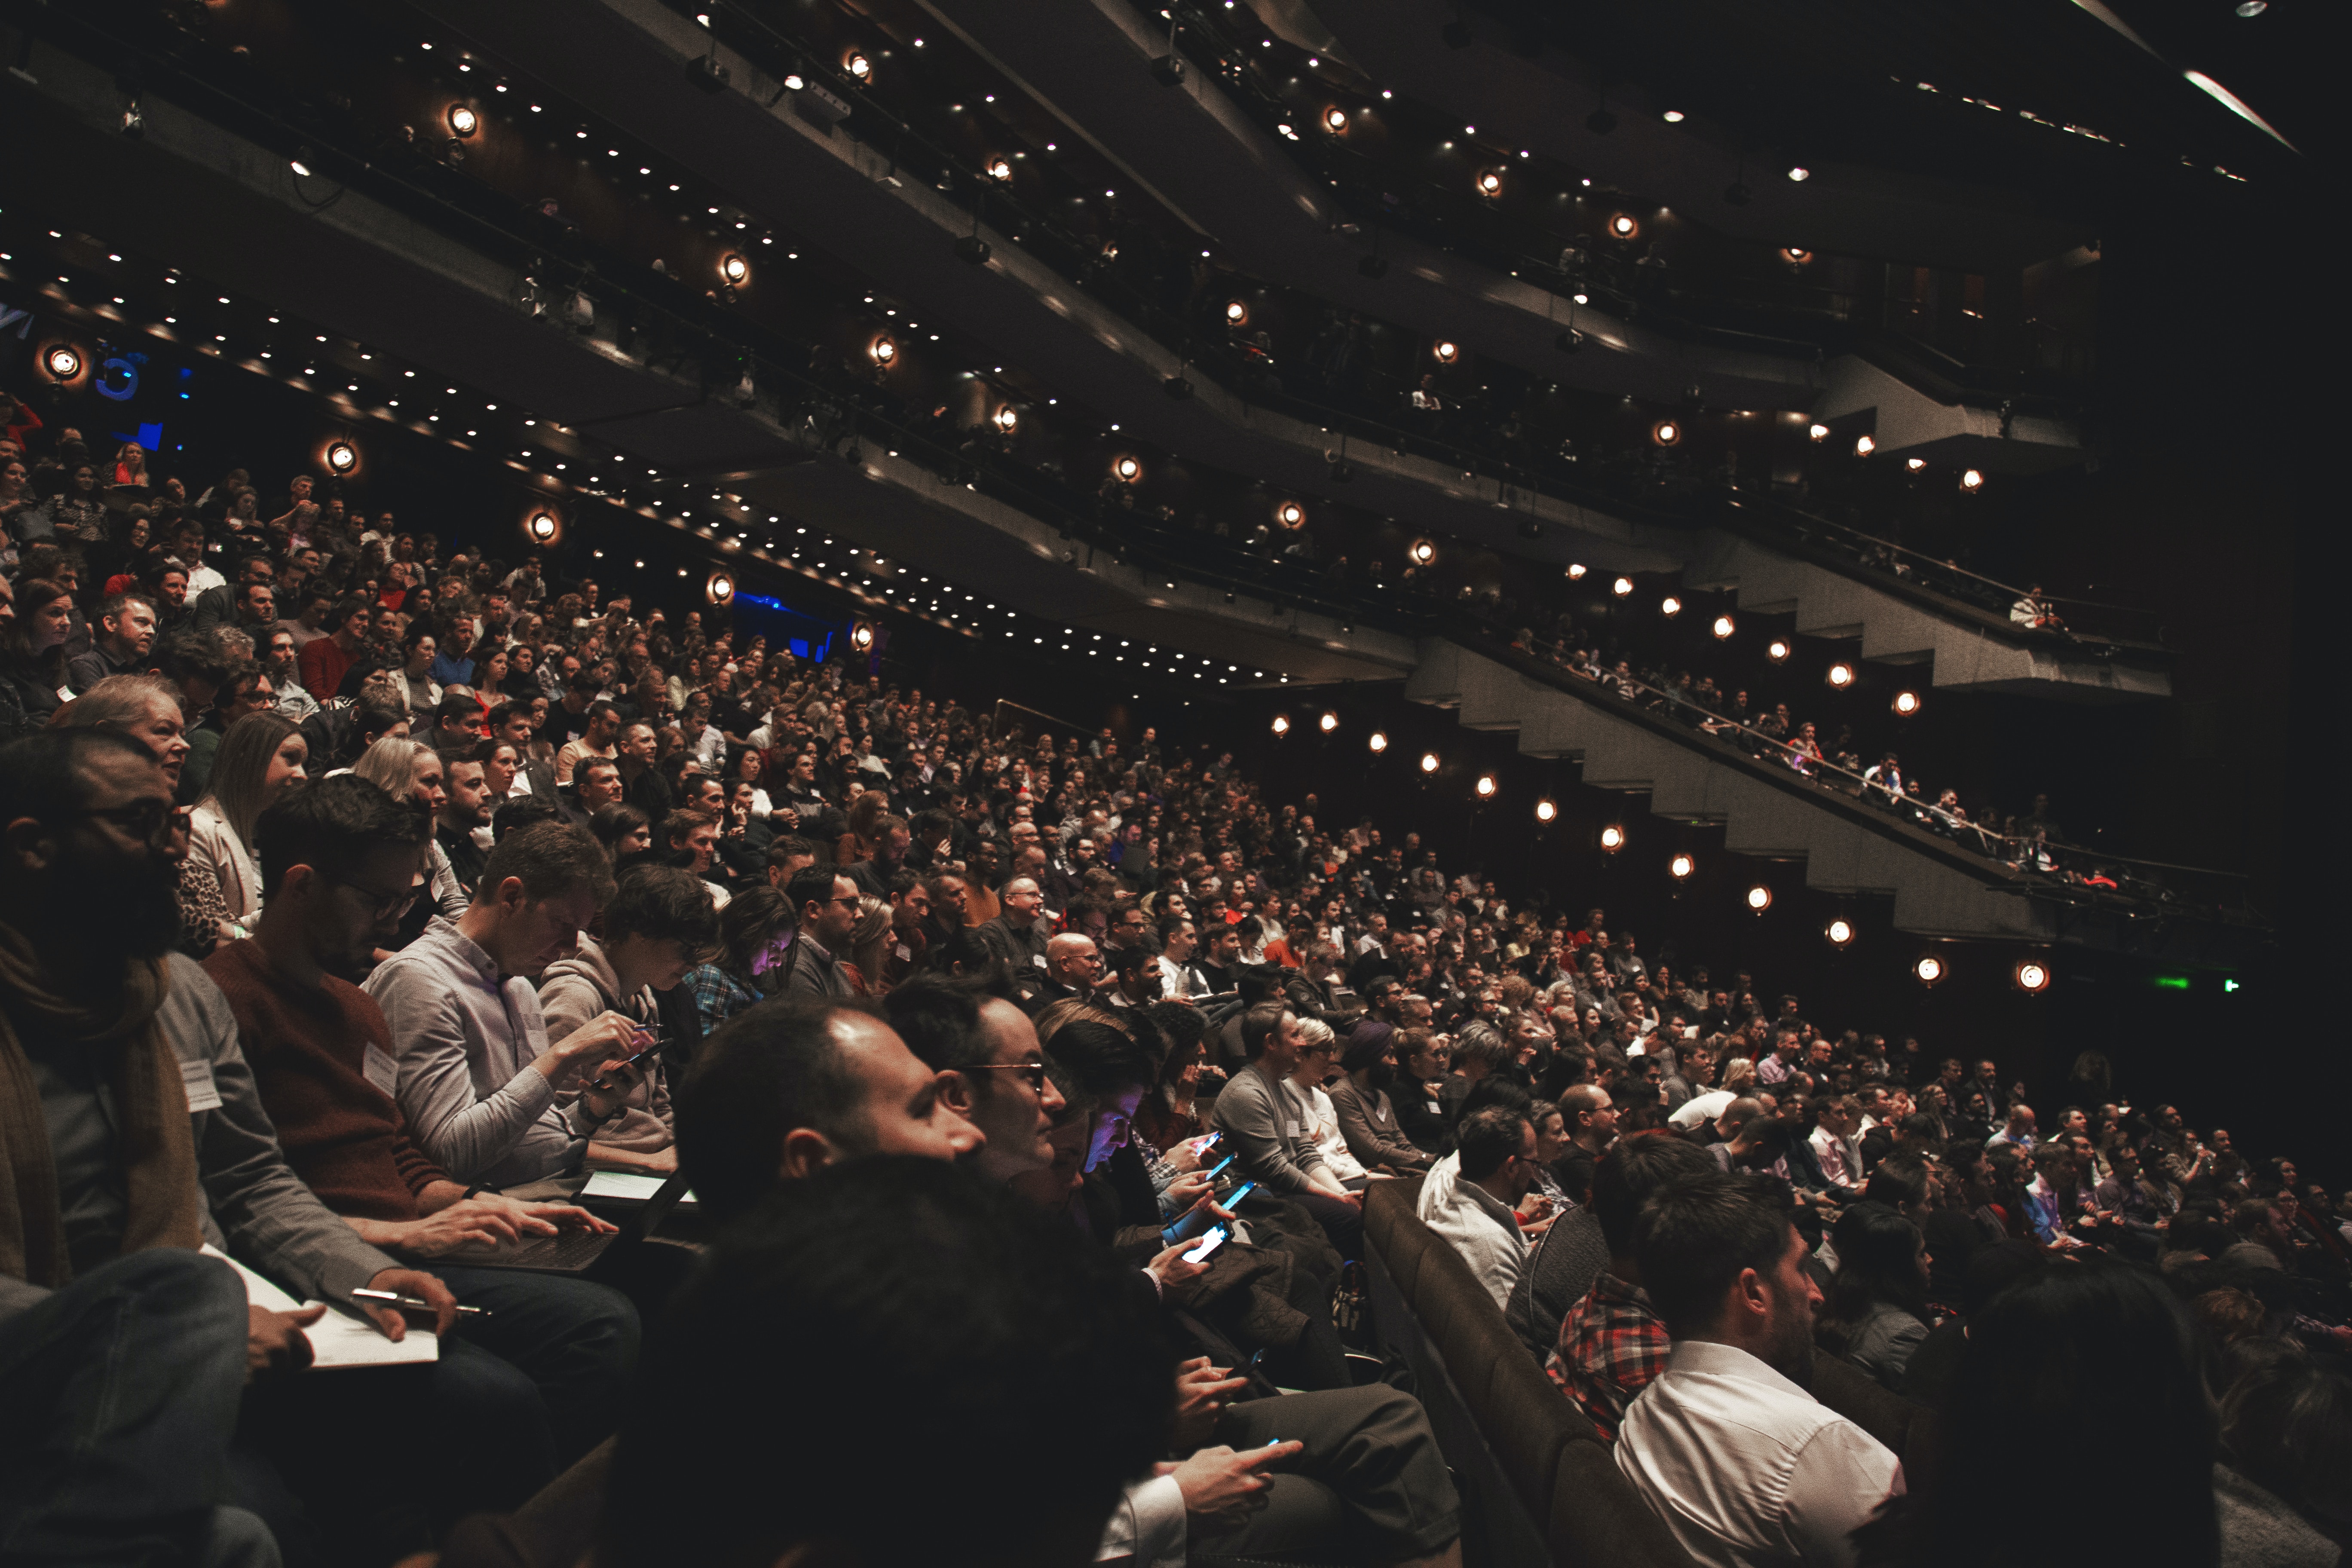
[418,1171,694,1274]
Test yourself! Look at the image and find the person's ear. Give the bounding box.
[778,1127,840,1181]
[3,815,58,876]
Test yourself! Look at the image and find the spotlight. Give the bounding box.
[1567,564,1587,580]
[1409,539,1436,566]
[1114,456,1142,483]
[1319,711,1339,733]
[1652,420,1681,446]
[994,405,1019,434]
[1767,639,1791,663]
[2015,959,2052,994]
[1599,824,1626,852]
[1913,954,1946,987]
[1225,300,1248,324]
[706,570,736,604]
[1745,884,1773,912]
[41,343,83,381]
[1586,107,1617,135]
[1669,852,1696,881]
[1475,774,1497,798]
[1712,614,1735,639]
[1368,731,1389,753]
[447,104,478,138]
[984,157,1014,183]
[1854,434,1876,457]
[1786,165,1810,181]
[1660,595,1682,617]
[719,252,749,284]
[845,51,871,80]
[1535,799,1557,823]
[1723,180,1751,206]
[1609,214,1639,239]
[1419,752,1440,775]
[1960,468,1985,493]
[850,621,876,653]
[1271,714,1291,735]
[525,510,558,542]
[1555,328,1585,353]
[289,149,315,177]
[953,235,992,265]
[1432,340,1459,364]
[1892,690,1920,716]
[1825,918,1855,948]
[1611,576,1634,597]
[868,336,897,367]
[1276,500,1306,527]
[121,103,144,139]
[1476,170,1503,196]
[1323,106,1348,133]
[324,439,359,475]
[1808,422,1830,442]
[1779,248,1815,265]
[1827,662,1855,689]
[1904,457,1926,473]
[1662,109,1686,123]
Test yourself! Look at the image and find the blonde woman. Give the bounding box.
[842,893,893,996]
[351,737,469,931]
[1286,1017,1373,1186]
[188,710,308,940]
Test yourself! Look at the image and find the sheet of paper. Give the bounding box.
[580,1171,698,1206]
[201,1245,438,1369]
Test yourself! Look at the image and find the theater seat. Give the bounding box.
[1808,1351,1939,1485]
[431,1439,615,1568]
[1362,1179,1690,1568]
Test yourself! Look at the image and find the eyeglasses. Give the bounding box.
[331,873,423,921]
[69,801,190,842]
[965,1060,1050,1093]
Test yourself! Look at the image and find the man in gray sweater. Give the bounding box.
[1209,1001,1364,1257]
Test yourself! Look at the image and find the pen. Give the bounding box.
[351,1288,490,1317]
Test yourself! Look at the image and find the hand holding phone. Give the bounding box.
[1184,1226,1229,1263]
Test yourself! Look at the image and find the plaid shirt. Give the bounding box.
[1546,1271,1670,1442]
[684,963,760,1038]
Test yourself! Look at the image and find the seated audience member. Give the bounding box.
[883,974,1068,1185]
[365,821,651,1186]
[1327,1020,1434,1174]
[1548,1133,1716,1439]
[205,775,640,1504]
[1287,1016,1375,1188]
[769,863,858,998]
[538,862,719,1174]
[434,749,495,899]
[1029,930,1102,1013]
[1506,1108,1612,1360]
[2215,1353,2352,1561]
[594,1159,1171,1568]
[1393,1029,1453,1155]
[1617,1172,1904,1563]
[1416,1104,1538,1308]
[1210,1001,1364,1256]
[1555,1081,1618,1204]
[185,709,308,943]
[1814,1201,1932,1394]
[0,729,449,1565]
[682,885,793,1035]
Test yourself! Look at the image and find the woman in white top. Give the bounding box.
[189,710,309,941]
[1286,1017,1372,1185]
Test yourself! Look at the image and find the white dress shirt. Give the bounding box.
[1809,1124,1863,1189]
[1414,1152,1530,1310]
[1617,1339,1904,1568]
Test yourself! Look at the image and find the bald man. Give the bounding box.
[1026,932,1103,1016]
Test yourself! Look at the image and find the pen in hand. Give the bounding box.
[351,1288,490,1318]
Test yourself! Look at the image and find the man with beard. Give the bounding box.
[1616,1173,1903,1565]
[0,729,450,1566]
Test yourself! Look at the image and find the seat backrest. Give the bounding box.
[1362,1180,1690,1568]
[1808,1351,1939,1482]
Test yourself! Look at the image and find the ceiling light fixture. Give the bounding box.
[1712,614,1735,639]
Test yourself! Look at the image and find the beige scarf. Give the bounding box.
[0,924,201,1288]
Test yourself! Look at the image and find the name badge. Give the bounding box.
[179,1057,223,1114]
[896,943,913,962]
[362,1044,400,1099]
[1033,953,1048,970]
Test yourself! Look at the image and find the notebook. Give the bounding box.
[201,1245,438,1369]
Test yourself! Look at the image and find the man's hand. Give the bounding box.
[1163,1170,1213,1211]
[1169,1356,1249,1452]
[247,1304,322,1381]
[356,1268,459,1338]
[538,1012,648,1090]
[580,1057,647,1121]
[1166,1137,1207,1174]
[1146,1240,1212,1294]
[1516,1191,1555,1222]
[1166,1442,1302,1520]
[383,1197,533,1256]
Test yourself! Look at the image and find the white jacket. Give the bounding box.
[1415,1152,1530,1309]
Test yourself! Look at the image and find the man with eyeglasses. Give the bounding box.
[883,976,1066,1185]
[202,776,640,1524]
[0,728,462,1566]
[771,863,858,999]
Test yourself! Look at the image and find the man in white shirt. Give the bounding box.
[1415,1106,1535,1309]
[1617,1173,1904,1568]
[1808,1096,1865,1194]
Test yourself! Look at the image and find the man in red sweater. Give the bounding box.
[203,775,640,1524]
[295,596,371,703]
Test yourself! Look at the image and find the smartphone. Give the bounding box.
[1190,1131,1223,1158]
[1183,1226,1228,1263]
[1202,1154,1237,1182]
[590,1032,662,1091]
[1221,1180,1258,1209]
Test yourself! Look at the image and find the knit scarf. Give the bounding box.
[0,924,201,1288]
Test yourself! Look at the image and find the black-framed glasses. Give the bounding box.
[965,1060,1050,1093]
[330,873,423,921]
[70,801,190,842]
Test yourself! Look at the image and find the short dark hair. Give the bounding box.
[600,1157,1171,1568]
[490,793,566,843]
[1458,1105,1531,1182]
[0,728,154,829]
[1590,1132,1716,1257]
[674,996,875,1223]
[605,862,720,951]
[1039,1017,1158,1104]
[880,973,992,1074]
[766,835,821,872]
[476,821,616,906]
[786,863,845,922]
[662,807,718,848]
[252,774,430,900]
[1238,1000,1289,1060]
[1633,1172,1797,1338]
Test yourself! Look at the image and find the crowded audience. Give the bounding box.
[2,420,2343,1568]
